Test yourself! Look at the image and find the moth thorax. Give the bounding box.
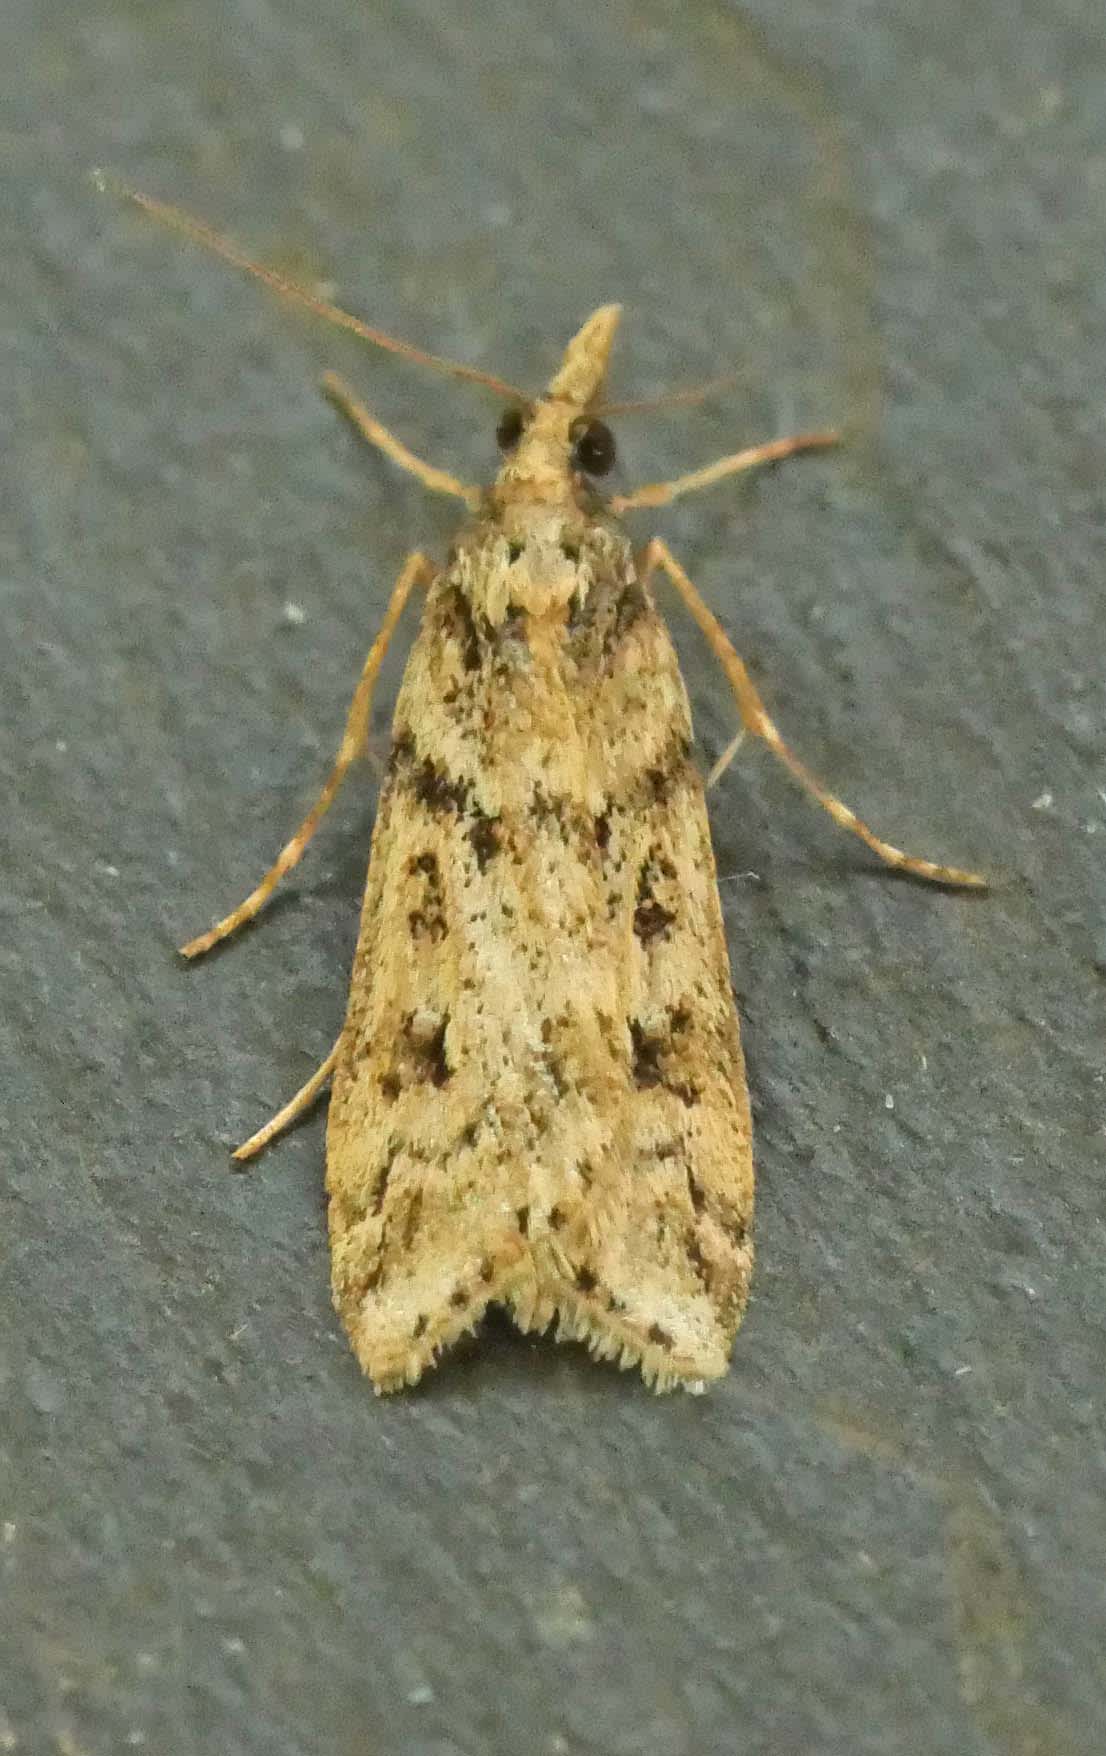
[473,525,586,623]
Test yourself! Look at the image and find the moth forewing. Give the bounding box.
[326,508,755,1394]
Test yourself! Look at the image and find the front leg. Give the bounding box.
[638,537,986,889]
[181,549,436,958]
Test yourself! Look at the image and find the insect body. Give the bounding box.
[326,309,760,1393]
[101,179,985,1392]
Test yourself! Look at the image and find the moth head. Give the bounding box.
[492,306,621,510]
[496,403,618,481]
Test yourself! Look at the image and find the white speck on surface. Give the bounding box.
[884,1093,895,1111]
[1030,791,1053,810]
[282,601,306,626]
[532,1583,593,1648]
[406,1685,434,1707]
[279,123,305,151]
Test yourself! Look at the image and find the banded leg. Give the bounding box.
[610,428,839,514]
[233,1040,340,1163]
[639,537,986,889]
[181,549,436,958]
[321,372,480,508]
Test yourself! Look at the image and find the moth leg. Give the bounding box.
[181,549,436,958]
[639,536,987,888]
[706,726,747,791]
[232,1039,340,1163]
[610,428,838,513]
[321,371,481,508]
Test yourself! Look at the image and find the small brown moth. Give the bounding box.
[101,177,986,1393]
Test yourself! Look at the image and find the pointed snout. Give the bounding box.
[546,304,622,406]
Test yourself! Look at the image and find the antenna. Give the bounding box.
[90,170,527,401]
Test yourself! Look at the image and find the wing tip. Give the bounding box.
[507,1285,732,1393]
[340,1265,736,1394]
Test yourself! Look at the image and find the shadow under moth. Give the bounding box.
[100,177,985,1393]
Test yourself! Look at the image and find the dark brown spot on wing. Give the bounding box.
[413,758,468,814]
[721,1207,750,1248]
[630,1019,663,1089]
[418,1017,451,1088]
[370,1140,400,1215]
[440,584,482,672]
[402,1190,423,1249]
[629,1010,700,1106]
[634,897,675,943]
[467,814,500,870]
[501,601,529,641]
[607,579,647,650]
[383,1012,453,1096]
[407,849,447,942]
[685,1229,712,1292]
[387,729,415,775]
[531,786,568,831]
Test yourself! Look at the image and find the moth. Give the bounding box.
[102,179,985,1393]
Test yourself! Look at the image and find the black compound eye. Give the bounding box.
[496,405,528,451]
[570,416,616,476]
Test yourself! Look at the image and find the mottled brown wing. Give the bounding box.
[326,526,752,1392]
[498,544,754,1390]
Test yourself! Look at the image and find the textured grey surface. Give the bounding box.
[3,0,1104,1751]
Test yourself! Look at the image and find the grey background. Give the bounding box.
[3,0,1104,1751]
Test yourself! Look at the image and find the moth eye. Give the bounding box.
[570,417,616,477]
[496,405,528,451]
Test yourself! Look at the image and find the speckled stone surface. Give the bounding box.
[4,1,1104,1751]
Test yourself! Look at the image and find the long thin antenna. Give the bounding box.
[90,170,527,401]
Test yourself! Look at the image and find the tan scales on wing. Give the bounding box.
[327,504,753,1392]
